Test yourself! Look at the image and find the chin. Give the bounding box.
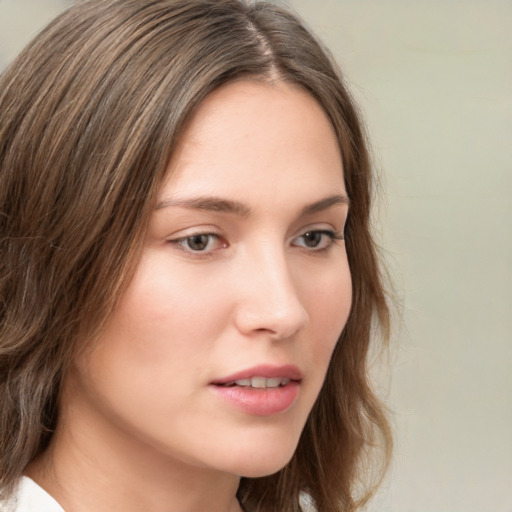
[238,457,294,479]
[217,430,301,479]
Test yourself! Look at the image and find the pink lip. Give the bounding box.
[209,364,302,416]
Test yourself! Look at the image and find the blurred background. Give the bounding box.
[1,1,510,511]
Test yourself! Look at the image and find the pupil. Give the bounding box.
[188,235,209,251]
[304,231,321,247]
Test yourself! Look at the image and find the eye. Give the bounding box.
[168,233,228,253]
[292,229,344,251]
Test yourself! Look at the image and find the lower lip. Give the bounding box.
[210,382,300,416]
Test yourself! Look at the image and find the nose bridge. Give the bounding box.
[233,241,309,338]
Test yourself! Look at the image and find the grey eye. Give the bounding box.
[302,231,323,247]
[184,234,212,251]
[293,230,342,251]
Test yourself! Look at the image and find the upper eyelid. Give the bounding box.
[166,225,344,241]
[168,230,340,256]
[166,225,222,240]
[171,230,219,240]
[293,223,344,238]
[167,233,225,256]
[168,232,222,245]
[292,229,344,246]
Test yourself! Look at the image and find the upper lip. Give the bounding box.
[211,364,303,385]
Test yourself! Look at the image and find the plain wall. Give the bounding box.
[1,1,511,511]
[289,2,512,511]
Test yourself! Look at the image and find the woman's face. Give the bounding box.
[68,80,351,478]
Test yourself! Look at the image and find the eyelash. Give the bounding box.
[167,229,344,255]
[168,232,227,254]
[293,230,344,252]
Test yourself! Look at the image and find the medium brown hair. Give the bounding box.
[0,0,391,510]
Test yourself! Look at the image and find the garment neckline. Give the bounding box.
[12,476,65,512]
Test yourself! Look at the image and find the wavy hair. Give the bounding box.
[0,1,391,510]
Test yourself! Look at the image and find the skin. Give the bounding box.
[27,80,352,512]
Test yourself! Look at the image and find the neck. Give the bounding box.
[26,399,243,512]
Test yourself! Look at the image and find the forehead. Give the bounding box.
[161,80,345,202]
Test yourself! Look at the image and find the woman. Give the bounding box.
[0,1,391,511]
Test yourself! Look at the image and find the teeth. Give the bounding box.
[266,378,282,388]
[251,376,266,388]
[232,377,291,388]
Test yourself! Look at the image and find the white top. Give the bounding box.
[1,477,64,512]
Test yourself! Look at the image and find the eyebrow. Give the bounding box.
[300,194,350,216]
[155,193,349,217]
[155,196,251,216]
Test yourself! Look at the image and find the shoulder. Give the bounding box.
[0,477,64,512]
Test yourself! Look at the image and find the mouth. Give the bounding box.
[210,364,302,388]
[216,377,292,389]
[209,364,302,416]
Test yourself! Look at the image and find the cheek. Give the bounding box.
[110,252,229,361]
[75,254,227,408]
[304,260,352,341]
[299,260,352,391]
[68,253,229,448]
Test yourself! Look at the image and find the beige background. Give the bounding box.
[1,1,511,511]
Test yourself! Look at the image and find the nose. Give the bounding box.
[232,248,310,340]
